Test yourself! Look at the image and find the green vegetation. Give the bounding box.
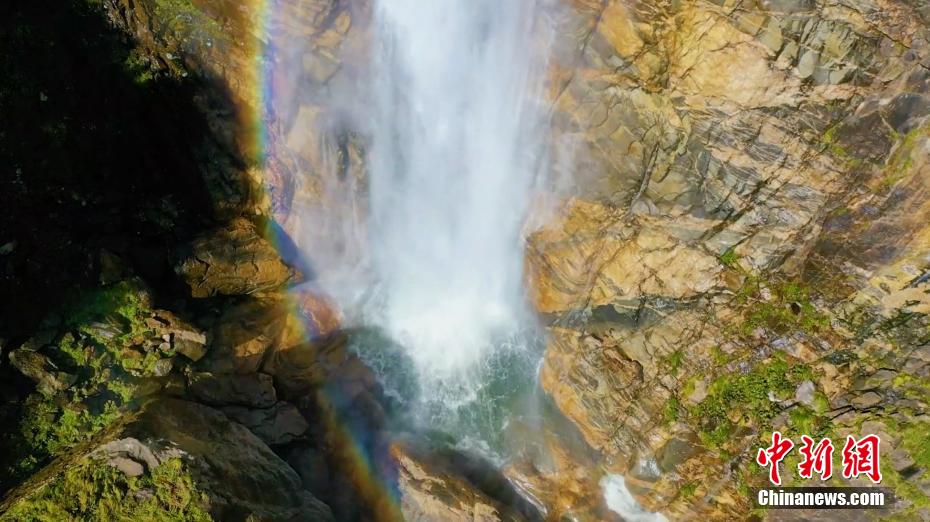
[821,122,864,169]
[901,421,930,469]
[664,396,680,424]
[679,481,698,499]
[710,345,730,366]
[3,282,161,485]
[718,248,739,268]
[150,0,222,49]
[693,358,814,448]
[2,458,210,521]
[879,126,926,191]
[664,349,684,376]
[123,49,156,85]
[734,277,829,337]
[786,405,828,439]
[873,418,930,520]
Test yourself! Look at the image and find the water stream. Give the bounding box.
[354,0,551,450]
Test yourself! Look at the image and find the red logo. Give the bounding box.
[756,431,794,486]
[756,433,882,485]
[841,434,882,484]
[798,435,834,480]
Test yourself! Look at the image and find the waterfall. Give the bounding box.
[353,0,551,436]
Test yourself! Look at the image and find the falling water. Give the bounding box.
[347,0,551,443]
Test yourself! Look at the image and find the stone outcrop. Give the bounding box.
[188,371,277,408]
[220,401,310,446]
[391,442,540,522]
[175,218,295,297]
[0,398,334,521]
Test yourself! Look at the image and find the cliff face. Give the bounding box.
[3,0,930,520]
[531,0,930,518]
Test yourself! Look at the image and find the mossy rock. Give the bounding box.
[1,398,333,521]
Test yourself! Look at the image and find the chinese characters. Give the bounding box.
[756,432,882,485]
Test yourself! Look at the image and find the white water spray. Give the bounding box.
[364,0,550,380]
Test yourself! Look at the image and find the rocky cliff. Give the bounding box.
[2,0,930,520]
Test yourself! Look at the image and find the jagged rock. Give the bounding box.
[795,380,817,406]
[8,348,77,396]
[0,398,335,520]
[391,442,533,522]
[221,401,309,446]
[147,310,207,361]
[283,443,332,503]
[175,218,295,298]
[201,297,290,374]
[850,391,883,409]
[150,357,173,377]
[188,371,277,408]
[261,330,349,399]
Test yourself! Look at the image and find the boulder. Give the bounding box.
[391,443,512,522]
[188,371,277,408]
[0,398,334,521]
[221,401,310,446]
[8,348,76,396]
[175,218,295,298]
[201,297,290,375]
[146,310,207,361]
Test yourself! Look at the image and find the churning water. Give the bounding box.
[350,0,553,448]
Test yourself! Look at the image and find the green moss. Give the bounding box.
[8,397,122,481]
[901,422,930,469]
[693,358,814,449]
[735,277,829,337]
[124,49,155,84]
[821,122,864,169]
[879,126,926,191]
[66,281,147,335]
[719,248,739,268]
[786,405,829,439]
[150,0,222,50]
[664,349,684,376]
[710,345,730,366]
[664,396,680,424]
[682,377,697,399]
[2,458,211,521]
[811,391,830,414]
[4,282,159,484]
[680,481,698,499]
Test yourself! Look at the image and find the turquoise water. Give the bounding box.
[345,326,546,459]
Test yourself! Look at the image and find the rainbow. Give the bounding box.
[199,0,405,517]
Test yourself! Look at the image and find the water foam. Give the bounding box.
[364,0,550,380]
[601,474,668,522]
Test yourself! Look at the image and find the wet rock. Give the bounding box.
[850,391,883,409]
[2,399,335,520]
[188,371,277,408]
[146,310,207,361]
[221,401,310,446]
[283,443,331,503]
[8,348,77,396]
[656,435,702,474]
[795,380,816,406]
[175,218,295,298]
[891,447,916,473]
[201,297,289,374]
[391,442,531,522]
[150,357,173,377]
[262,331,349,398]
